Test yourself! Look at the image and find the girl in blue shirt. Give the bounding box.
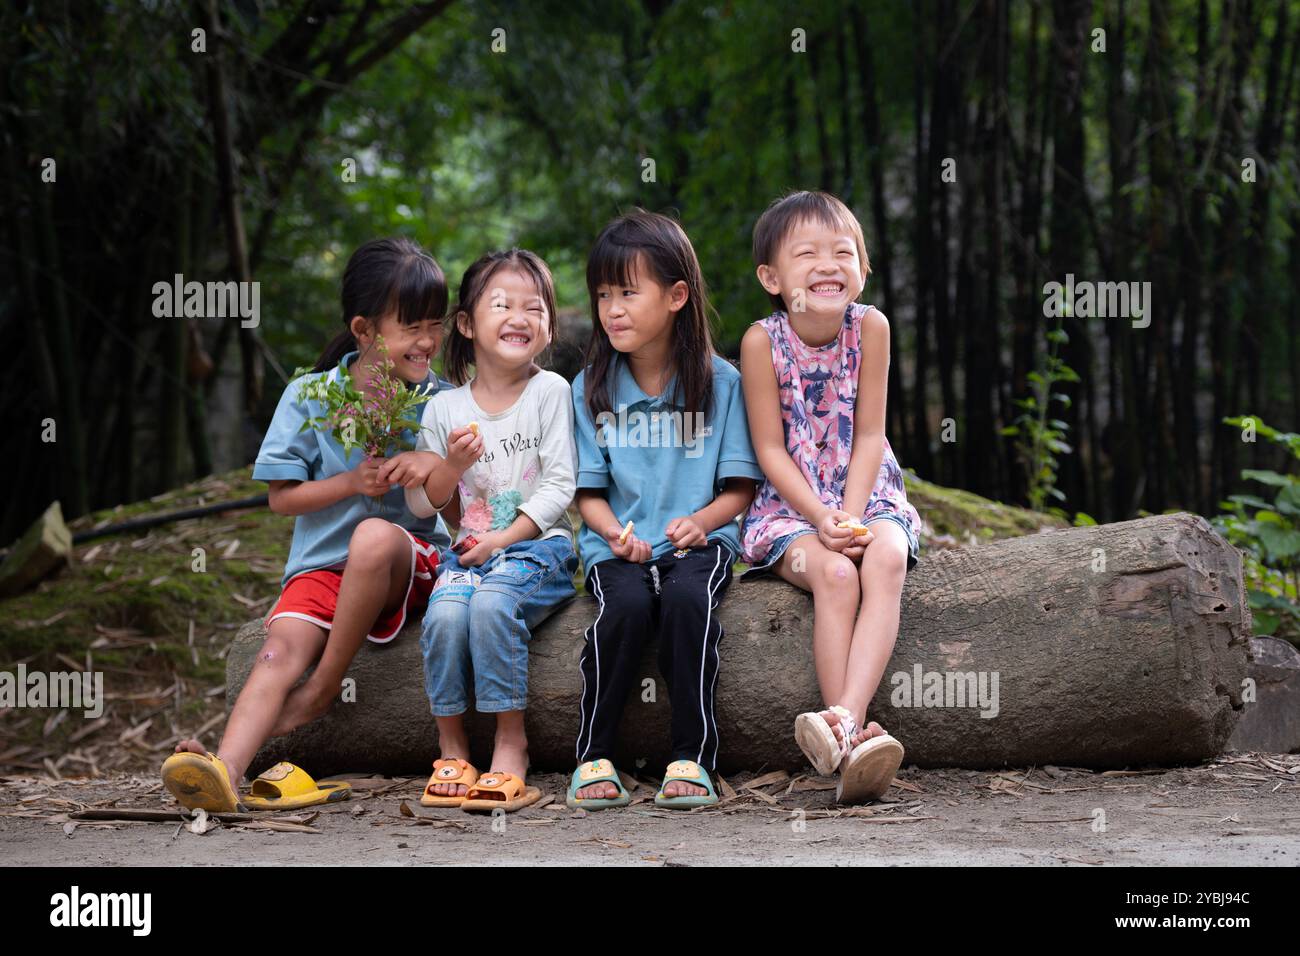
[161,237,453,812]
[567,211,763,810]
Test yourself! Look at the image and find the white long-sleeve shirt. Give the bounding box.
[405,369,577,546]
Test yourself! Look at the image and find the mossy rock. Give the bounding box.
[905,472,1066,545]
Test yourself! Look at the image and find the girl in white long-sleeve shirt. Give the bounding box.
[397,249,578,812]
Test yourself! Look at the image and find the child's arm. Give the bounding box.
[571,376,651,562]
[577,489,651,563]
[739,324,853,550]
[665,478,756,548]
[401,394,482,518]
[840,308,890,525]
[255,379,389,515]
[513,376,577,539]
[417,429,480,511]
[267,468,387,516]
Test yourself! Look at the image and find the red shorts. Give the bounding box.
[265,530,440,644]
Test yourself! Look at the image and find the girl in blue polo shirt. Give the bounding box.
[566,211,763,810]
[161,237,453,812]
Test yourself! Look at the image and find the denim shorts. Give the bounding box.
[741,512,920,580]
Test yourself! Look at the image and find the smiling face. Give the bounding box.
[756,217,866,319]
[458,266,552,371]
[594,254,687,357]
[352,313,443,382]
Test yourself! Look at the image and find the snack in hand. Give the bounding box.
[837,520,873,538]
[468,421,480,436]
[617,520,635,545]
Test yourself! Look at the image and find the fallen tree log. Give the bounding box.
[228,513,1250,775]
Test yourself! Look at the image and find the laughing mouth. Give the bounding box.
[500,333,532,345]
[404,352,430,364]
[809,282,844,296]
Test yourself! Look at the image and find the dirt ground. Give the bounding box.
[2,752,1297,866]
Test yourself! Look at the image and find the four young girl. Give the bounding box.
[161,190,920,815]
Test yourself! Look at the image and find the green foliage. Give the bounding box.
[1213,416,1300,642]
[1001,322,1081,513]
[293,337,432,461]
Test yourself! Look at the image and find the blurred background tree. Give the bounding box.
[3,0,1298,542]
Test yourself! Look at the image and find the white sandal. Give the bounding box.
[794,704,859,776]
[837,731,905,804]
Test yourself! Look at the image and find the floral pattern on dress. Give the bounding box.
[740,303,922,564]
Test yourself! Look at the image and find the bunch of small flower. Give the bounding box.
[292,336,433,499]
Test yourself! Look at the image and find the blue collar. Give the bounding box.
[613,353,679,409]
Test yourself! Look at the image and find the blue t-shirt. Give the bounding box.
[253,351,454,586]
[572,353,763,573]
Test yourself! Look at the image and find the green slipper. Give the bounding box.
[566,759,631,810]
[654,759,718,809]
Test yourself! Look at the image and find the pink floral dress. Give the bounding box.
[740,303,921,574]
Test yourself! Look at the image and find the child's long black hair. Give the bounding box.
[582,209,716,425]
[312,237,448,372]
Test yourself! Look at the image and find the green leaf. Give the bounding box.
[1242,469,1294,488]
[1256,525,1300,559]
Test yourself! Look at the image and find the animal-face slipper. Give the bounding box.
[654,759,718,809]
[241,762,351,810]
[421,758,479,807]
[460,771,542,813]
[565,759,631,810]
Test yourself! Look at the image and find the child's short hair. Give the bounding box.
[751,191,871,311]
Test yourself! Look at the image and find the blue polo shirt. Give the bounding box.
[253,351,454,587]
[572,353,763,573]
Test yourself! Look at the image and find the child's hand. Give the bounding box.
[445,426,485,473]
[817,510,856,552]
[665,516,706,550]
[607,523,652,563]
[378,451,438,489]
[456,531,503,568]
[351,457,392,498]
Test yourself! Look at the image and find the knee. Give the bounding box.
[348,519,403,567]
[814,554,861,600]
[658,585,708,619]
[598,588,654,629]
[252,633,311,675]
[467,587,516,630]
[862,548,908,592]
[421,601,469,649]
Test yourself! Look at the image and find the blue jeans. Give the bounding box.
[420,536,578,717]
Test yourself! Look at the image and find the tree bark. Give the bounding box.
[230,514,1249,775]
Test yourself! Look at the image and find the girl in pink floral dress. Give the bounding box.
[739,191,921,804]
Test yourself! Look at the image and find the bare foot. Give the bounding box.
[663,777,707,798]
[171,739,241,795]
[427,728,473,798]
[844,720,888,749]
[818,710,887,757]
[488,733,529,782]
[575,780,621,800]
[574,759,622,800]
